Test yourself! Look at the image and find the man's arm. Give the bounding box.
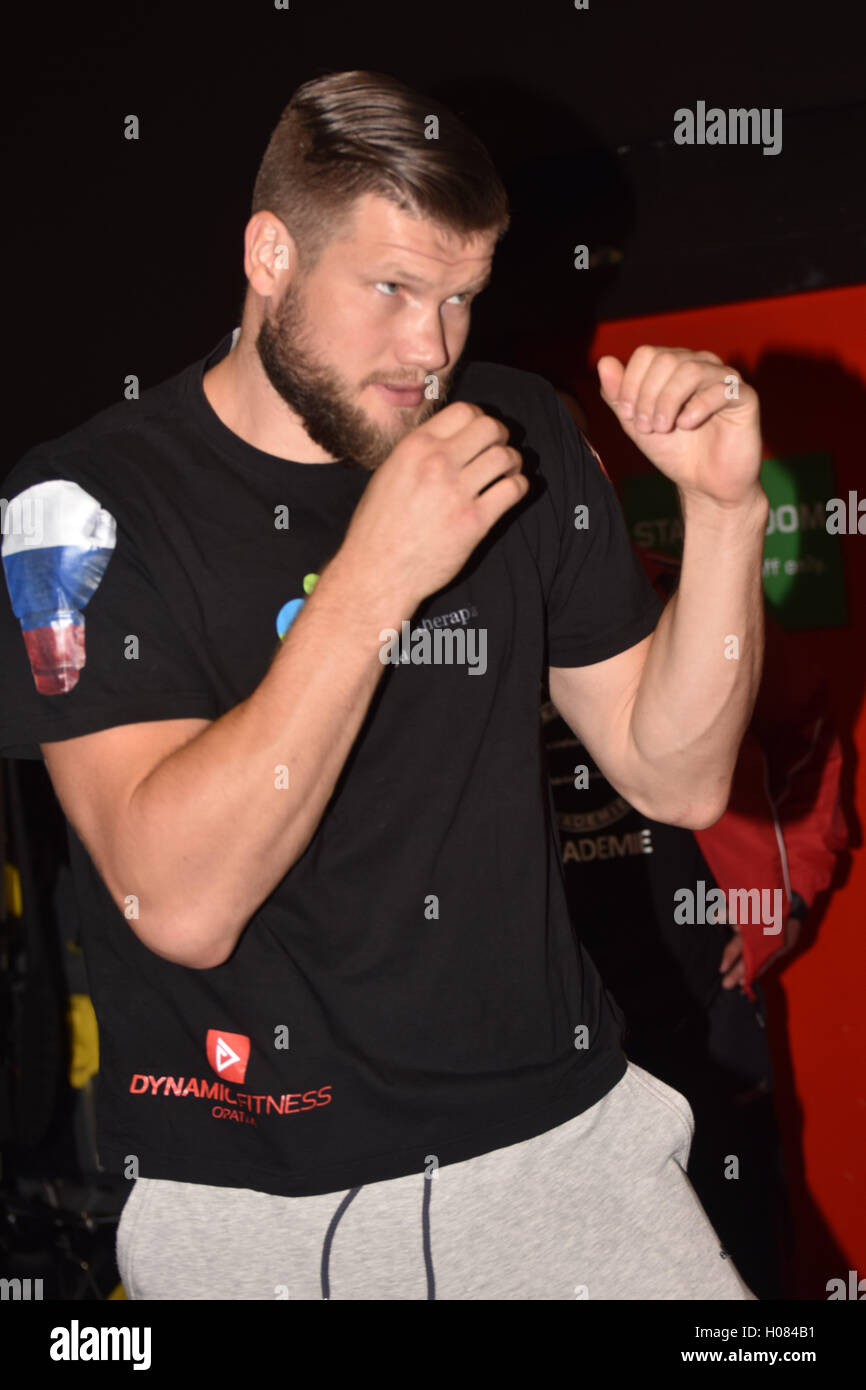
[550,490,767,827]
[44,558,413,971]
[549,345,769,830]
[41,401,527,970]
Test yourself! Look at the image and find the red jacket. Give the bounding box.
[639,550,849,997]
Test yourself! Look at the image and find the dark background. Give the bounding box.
[1,0,865,1307]
[4,0,865,464]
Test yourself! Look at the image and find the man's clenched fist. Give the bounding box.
[598,346,764,510]
[339,400,527,608]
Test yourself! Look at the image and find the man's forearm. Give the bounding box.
[121,551,414,968]
[104,398,527,969]
[627,485,769,826]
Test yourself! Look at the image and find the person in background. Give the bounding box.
[545,388,849,1300]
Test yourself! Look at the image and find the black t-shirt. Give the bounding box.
[542,702,729,1030]
[0,331,663,1197]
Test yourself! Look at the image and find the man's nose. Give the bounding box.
[396,309,450,373]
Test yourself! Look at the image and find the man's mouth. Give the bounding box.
[374,383,425,407]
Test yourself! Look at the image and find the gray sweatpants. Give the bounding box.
[116,1061,758,1300]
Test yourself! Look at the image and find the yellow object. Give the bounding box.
[4,863,22,917]
[67,993,100,1088]
[107,1282,127,1300]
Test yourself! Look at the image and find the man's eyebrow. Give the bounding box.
[371,266,492,294]
[466,269,492,292]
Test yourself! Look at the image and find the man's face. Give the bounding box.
[255,192,497,470]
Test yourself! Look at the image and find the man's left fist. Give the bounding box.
[597,346,764,509]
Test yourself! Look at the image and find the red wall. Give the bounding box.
[566,286,866,1298]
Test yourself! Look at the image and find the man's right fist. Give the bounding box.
[339,401,528,607]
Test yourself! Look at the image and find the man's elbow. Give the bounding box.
[672,798,728,831]
[124,907,235,970]
[631,785,729,831]
[149,937,232,970]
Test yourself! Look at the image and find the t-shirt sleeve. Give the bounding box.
[543,393,664,667]
[0,460,220,758]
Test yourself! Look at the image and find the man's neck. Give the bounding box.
[201,332,338,464]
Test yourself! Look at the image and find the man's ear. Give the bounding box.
[243,211,297,299]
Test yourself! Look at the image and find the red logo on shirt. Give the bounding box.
[206,1029,250,1084]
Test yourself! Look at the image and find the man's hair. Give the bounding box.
[250,69,510,273]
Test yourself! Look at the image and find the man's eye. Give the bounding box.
[374,283,472,304]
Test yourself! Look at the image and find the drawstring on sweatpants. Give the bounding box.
[422,1173,436,1299]
[320,1177,437,1299]
[320,1187,361,1300]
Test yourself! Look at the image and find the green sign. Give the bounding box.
[621,453,848,629]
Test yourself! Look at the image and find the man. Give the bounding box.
[0,70,768,1300]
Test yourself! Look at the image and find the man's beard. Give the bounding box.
[255,279,453,471]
